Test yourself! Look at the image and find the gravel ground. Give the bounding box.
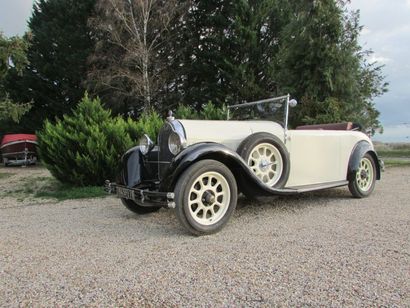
[0,166,409,307]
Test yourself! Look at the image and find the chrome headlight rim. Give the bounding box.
[168,131,187,155]
[139,134,154,155]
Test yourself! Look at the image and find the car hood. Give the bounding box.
[178,120,284,151]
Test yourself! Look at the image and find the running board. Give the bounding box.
[286,180,349,193]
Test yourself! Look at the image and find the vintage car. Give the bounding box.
[105,95,382,235]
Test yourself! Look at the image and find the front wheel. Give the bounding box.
[348,153,377,198]
[174,160,238,236]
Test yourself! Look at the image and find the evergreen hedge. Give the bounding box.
[38,93,227,186]
[176,102,227,120]
[37,94,162,186]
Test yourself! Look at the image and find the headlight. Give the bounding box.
[168,131,186,155]
[139,134,154,155]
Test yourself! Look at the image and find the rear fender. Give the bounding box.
[347,141,381,181]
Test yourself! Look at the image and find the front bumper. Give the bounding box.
[104,181,175,209]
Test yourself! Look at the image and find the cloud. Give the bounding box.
[360,27,372,36]
[368,54,392,64]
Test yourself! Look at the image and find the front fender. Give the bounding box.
[160,142,296,196]
[347,141,381,181]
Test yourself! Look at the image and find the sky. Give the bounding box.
[348,0,410,141]
[0,0,409,141]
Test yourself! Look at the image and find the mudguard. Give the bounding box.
[347,140,381,181]
[160,142,297,196]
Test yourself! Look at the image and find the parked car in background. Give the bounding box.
[106,95,382,235]
[1,134,38,166]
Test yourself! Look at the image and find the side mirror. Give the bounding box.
[289,99,298,108]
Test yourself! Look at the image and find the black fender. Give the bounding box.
[347,141,381,181]
[160,142,297,196]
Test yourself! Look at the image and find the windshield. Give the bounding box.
[228,96,288,125]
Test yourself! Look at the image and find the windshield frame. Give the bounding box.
[227,94,291,129]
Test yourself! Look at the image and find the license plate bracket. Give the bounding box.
[117,186,136,201]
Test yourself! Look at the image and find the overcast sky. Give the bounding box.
[0,0,409,140]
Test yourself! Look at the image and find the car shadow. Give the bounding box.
[236,187,353,212]
[114,187,354,237]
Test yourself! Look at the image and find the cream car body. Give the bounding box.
[180,119,373,187]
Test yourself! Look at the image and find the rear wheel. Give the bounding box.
[174,160,238,235]
[121,198,161,214]
[348,153,376,198]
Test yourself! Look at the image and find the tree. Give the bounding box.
[5,0,96,131]
[173,0,286,109]
[0,33,31,124]
[87,0,187,114]
[276,0,387,132]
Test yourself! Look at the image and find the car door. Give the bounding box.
[285,130,342,187]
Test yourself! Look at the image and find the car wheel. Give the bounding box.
[174,159,238,236]
[121,198,161,214]
[348,153,376,198]
[237,133,290,189]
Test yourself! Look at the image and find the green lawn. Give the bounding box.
[383,159,410,167]
[2,175,106,201]
[0,172,11,180]
[35,182,106,201]
[374,142,410,167]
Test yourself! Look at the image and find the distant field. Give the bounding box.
[374,142,410,166]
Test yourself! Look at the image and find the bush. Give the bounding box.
[200,101,227,120]
[132,110,163,142]
[176,102,227,120]
[37,93,162,186]
[175,104,198,119]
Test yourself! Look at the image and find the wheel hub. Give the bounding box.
[360,169,368,180]
[202,190,215,206]
[259,159,270,171]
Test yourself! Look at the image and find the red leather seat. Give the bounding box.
[295,122,359,131]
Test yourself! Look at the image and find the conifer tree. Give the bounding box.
[6,0,96,131]
[0,33,31,125]
[176,0,286,108]
[276,0,387,132]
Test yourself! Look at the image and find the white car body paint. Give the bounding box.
[179,120,285,150]
[179,119,373,187]
[286,130,372,187]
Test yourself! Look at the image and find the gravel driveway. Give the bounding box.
[0,166,409,307]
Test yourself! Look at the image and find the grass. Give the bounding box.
[383,159,410,167]
[374,142,410,157]
[374,142,410,167]
[2,175,106,201]
[35,182,106,201]
[33,178,107,201]
[0,172,11,180]
[377,150,410,158]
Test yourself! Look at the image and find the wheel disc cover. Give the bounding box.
[356,157,374,192]
[247,143,283,186]
[188,171,231,226]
